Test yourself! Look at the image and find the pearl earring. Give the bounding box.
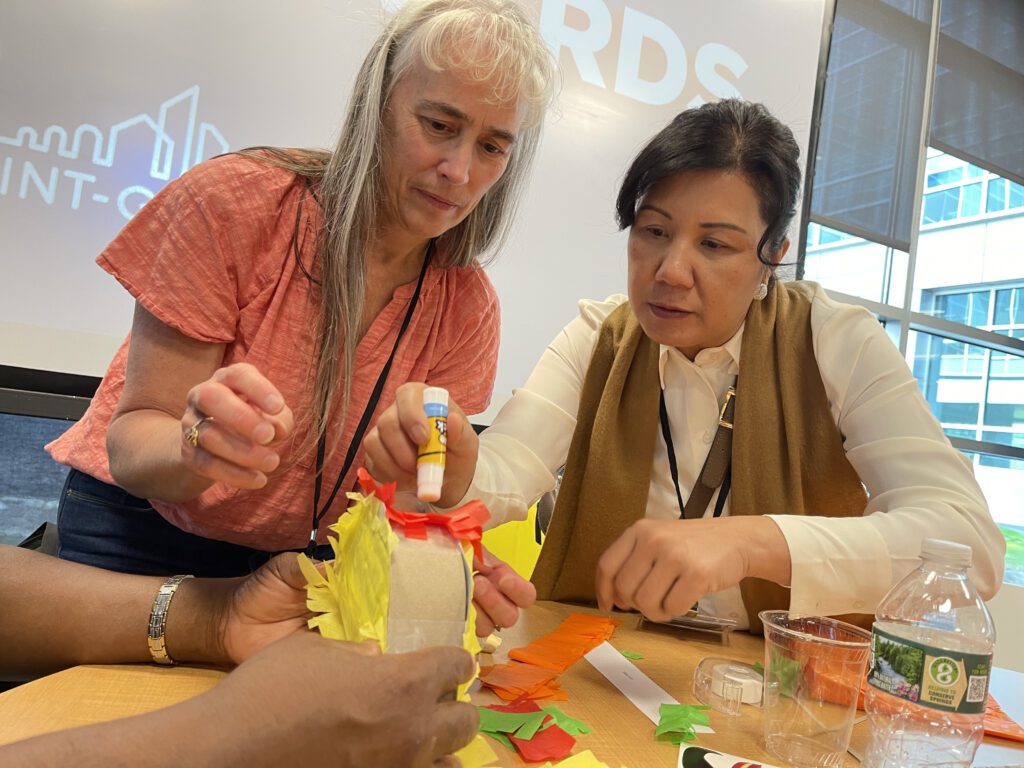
[754,282,768,301]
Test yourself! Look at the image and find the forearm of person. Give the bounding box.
[734,516,792,587]
[464,422,560,526]
[839,363,1005,599]
[106,301,228,503]
[776,295,1006,615]
[838,296,1009,597]
[459,385,578,527]
[0,637,476,768]
[107,408,214,502]
[456,307,600,526]
[0,547,233,677]
[0,687,270,768]
[766,490,1005,617]
[0,546,156,677]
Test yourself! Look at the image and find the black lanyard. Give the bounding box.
[304,245,433,554]
[658,389,731,520]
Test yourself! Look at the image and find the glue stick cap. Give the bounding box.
[423,387,450,410]
[417,387,449,503]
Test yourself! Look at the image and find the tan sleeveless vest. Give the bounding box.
[531,282,870,633]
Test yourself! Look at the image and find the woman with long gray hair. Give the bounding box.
[48,0,555,596]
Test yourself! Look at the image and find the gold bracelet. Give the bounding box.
[147,574,193,665]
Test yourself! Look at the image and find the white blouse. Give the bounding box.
[464,283,1005,627]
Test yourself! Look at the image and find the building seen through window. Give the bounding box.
[802,0,1022,587]
[805,149,1024,585]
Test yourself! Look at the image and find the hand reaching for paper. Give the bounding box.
[594,516,792,623]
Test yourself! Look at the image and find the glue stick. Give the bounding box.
[416,386,449,502]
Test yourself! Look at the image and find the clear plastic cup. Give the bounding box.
[759,610,872,768]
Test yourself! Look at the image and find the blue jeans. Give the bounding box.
[56,469,332,576]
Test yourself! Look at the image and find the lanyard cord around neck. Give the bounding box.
[305,245,433,554]
[658,383,734,521]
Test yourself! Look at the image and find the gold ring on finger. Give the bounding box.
[184,415,214,448]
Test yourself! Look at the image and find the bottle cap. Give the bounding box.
[920,538,972,568]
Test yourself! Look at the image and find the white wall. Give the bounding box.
[988,583,1024,672]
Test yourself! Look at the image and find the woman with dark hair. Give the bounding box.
[45,0,554,586]
[365,99,1004,632]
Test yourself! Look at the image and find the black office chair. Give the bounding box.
[17,520,59,556]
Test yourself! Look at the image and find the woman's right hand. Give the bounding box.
[363,382,478,508]
[180,362,295,490]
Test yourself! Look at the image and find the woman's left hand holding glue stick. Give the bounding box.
[417,387,449,502]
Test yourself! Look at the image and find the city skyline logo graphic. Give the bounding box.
[0,86,229,220]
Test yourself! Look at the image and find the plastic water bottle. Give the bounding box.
[863,538,995,767]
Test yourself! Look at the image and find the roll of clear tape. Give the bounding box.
[693,657,764,716]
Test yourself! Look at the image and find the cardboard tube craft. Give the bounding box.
[300,468,489,700]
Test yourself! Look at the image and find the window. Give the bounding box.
[987,179,1006,212]
[802,230,909,307]
[960,183,982,217]
[803,0,1024,584]
[916,158,1021,228]
[922,188,960,224]
[927,289,990,329]
[927,167,962,187]
[994,289,1024,328]
[1011,181,1024,210]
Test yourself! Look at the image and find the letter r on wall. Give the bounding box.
[539,0,612,88]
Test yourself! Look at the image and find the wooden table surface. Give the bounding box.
[1,601,1021,767]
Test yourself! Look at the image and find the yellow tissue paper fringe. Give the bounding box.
[540,750,616,767]
[299,490,397,650]
[459,539,481,701]
[454,734,499,768]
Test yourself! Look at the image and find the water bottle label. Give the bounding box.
[867,627,991,714]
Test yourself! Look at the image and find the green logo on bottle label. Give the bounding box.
[867,627,991,715]
[929,656,960,686]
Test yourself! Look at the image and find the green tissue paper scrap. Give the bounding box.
[768,655,800,698]
[477,704,594,751]
[477,708,547,739]
[540,705,592,736]
[655,703,712,745]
